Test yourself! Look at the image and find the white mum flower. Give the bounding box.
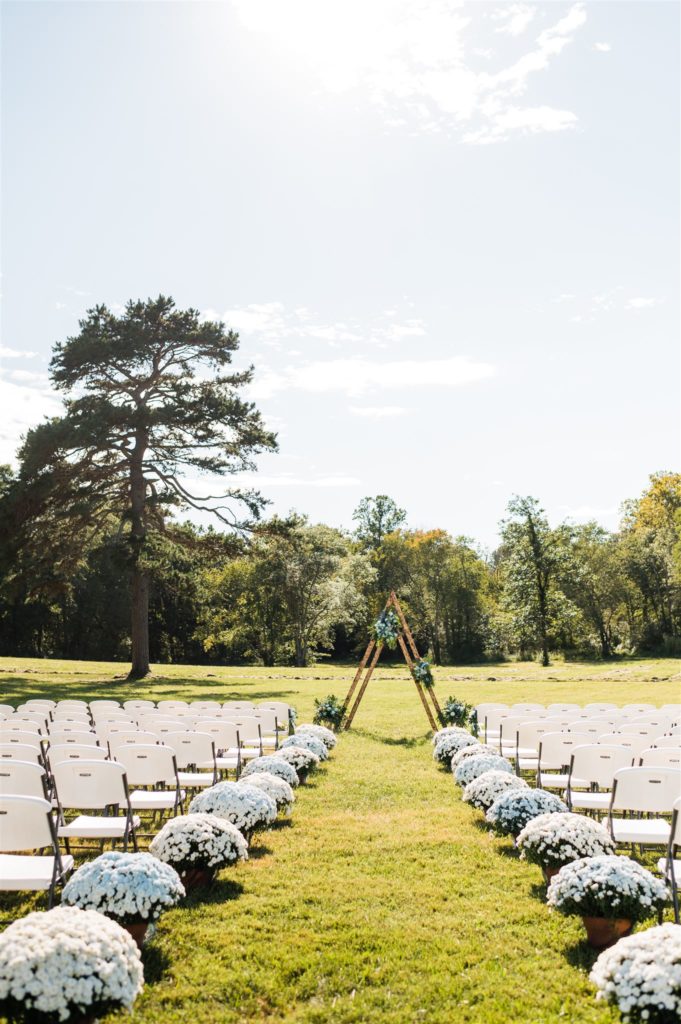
[590,923,681,1023]
[241,755,299,787]
[275,745,320,774]
[296,723,337,750]
[548,855,668,922]
[517,813,616,870]
[238,772,295,815]
[281,732,328,761]
[454,753,514,787]
[486,788,567,837]
[61,851,184,923]
[462,769,529,811]
[150,813,248,870]
[189,782,277,834]
[433,732,479,765]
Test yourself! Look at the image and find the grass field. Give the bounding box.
[1,655,680,1024]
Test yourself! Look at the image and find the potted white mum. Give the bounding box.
[150,812,248,890]
[433,732,479,766]
[239,771,295,816]
[281,732,328,761]
[296,723,337,750]
[462,769,529,812]
[189,781,277,841]
[547,855,669,949]
[0,906,143,1023]
[61,850,184,948]
[275,744,320,782]
[590,922,681,1021]
[516,812,616,883]
[242,755,300,787]
[486,788,567,839]
[454,753,514,788]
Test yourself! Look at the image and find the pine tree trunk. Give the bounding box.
[129,567,150,679]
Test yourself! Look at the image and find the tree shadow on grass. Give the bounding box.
[353,729,429,749]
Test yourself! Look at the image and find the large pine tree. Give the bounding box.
[17,295,277,679]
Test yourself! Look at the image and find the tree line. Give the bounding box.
[0,297,679,673]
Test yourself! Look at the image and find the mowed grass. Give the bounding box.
[1,656,680,1024]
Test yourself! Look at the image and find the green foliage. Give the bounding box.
[371,609,401,648]
[313,694,344,730]
[440,696,473,727]
[352,495,406,550]
[412,658,434,688]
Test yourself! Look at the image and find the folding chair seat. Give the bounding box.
[608,766,681,846]
[163,732,218,789]
[0,742,42,764]
[640,747,681,770]
[567,744,635,811]
[113,744,184,815]
[52,759,139,849]
[0,794,73,905]
[0,759,48,799]
[536,731,593,790]
[658,796,681,922]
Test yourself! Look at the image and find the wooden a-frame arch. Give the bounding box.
[341,591,442,731]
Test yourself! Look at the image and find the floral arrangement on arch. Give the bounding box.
[241,755,299,788]
[281,732,328,761]
[150,813,248,872]
[590,922,681,1024]
[189,781,277,835]
[238,772,295,815]
[0,906,143,1023]
[516,813,616,872]
[547,855,668,923]
[413,659,434,688]
[372,609,401,649]
[462,769,529,812]
[433,731,479,766]
[485,787,567,838]
[454,753,514,788]
[313,695,344,731]
[61,851,184,924]
[440,696,473,728]
[297,723,337,750]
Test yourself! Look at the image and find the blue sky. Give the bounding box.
[1,0,679,548]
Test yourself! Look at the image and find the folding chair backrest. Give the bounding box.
[661,705,681,716]
[639,747,681,770]
[199,721,240,751]
[137,716,184,731]
[190,701,221,711]
[89,700,121,711]
[113,744,177,786]
[0,742,42,763]
[57,701,88,710]
[516,721,554,748]
[610,766,681,813]
[48,731,99,747]
[539,731,592,768]
[123,700,155,713]
[0,705,15,717]
[25,699,56,709]
[567,721,604,740]
[0,729,42,749]
[618,724,661,739]
[0,794,55,852]
[157,701,188,712]
[637,716,676,732]
[5,717,44,734]
[51,713,91,726]
[584,703,618,713]
[52,759,129,809]
[654,737,681,749]
[622,704,656,714]
[258,701,292,723]
[0,759,46,798]
[92,712,134,724]
[223,701,254,714]
[48,743,108,764]
[106,731,157,747]
[570,744,634,788]
[253,709,278,732]
[546,703,581,714]
[164,731,215,768]
[228,716,261,743]
[510,703,545,714]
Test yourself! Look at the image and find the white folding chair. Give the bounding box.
[222,701,255,714]
[498,715,533,757]
[252,709,279,750]
[163,732,218,789]
[258,702,293,733]
[227,716,263,759]
[546,703,581,714]
[0,742,42,764]
[640,747,681,770]
[157,700,189,712]
[622,704,656,714]
[48,731,99,747]
[113,744,184,817]
[25,699,56,709]
[0,794,74,906]
[584,703,618,713]
[483,708,512,745]
[567,744,635,811]
[536,732,592,790]
[514,721,556,772]
[48,743,108,767]
[198,721,242,776]
[659,796,681,922]
[52,759,139,851]
[123,700,155,713]
[607,766,681,847]
[0,759,48,799]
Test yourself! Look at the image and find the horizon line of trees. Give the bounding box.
[1,475,679,668]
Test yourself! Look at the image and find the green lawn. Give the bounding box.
[1,656,680,1024]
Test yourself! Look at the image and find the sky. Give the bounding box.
[1,0,679,549]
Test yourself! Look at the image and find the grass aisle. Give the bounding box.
[133,725,617,1023]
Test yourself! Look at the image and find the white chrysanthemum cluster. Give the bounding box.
[62,851,184,923]
[433,731,479,765]
[238,771,295,815]
[242,755,300,787]
[276,744,320,773]
[462,769,529,811]
[189,781,277,834]
[454,753,514,787]
[296,723,337,750]
[590,923,681,1023]
[150,813,248,871]
[517,812,616,870]
[432,726,474,747]
[0,906,143,1021]
[547,856,668,922]
[486,787,567,837]
[450,742,499,770]
[281,732,328,761]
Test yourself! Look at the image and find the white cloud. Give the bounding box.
[0,375,62,463]
[250,354,495,399]
[203,472,361,490]
[0,345,37,359]
[626,296,659,309]
[492,4,536,37]
[232,0,588,143]
[593,42,611,52]
[349,405,407,419]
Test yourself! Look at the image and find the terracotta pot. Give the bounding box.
[542,866,561,884]
[181,866,216,891]
[297,768,309,785]
[581,916,633,949]
[122,920,149,949]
